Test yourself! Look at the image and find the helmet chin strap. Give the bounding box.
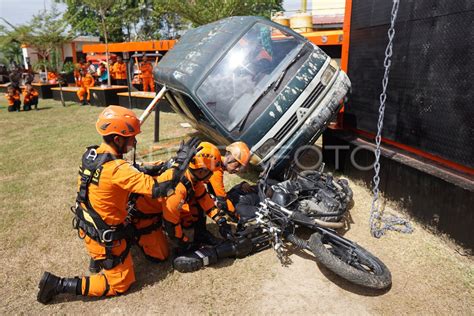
[132,140,137,167]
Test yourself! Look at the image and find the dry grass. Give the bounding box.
[0,98,472,314]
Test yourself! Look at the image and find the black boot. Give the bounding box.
[194,213,222,246]
[81,99,87,106]
[89,258,101,273]
[173,246,218,273]
[37,272,81,304]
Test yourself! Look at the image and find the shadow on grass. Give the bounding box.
[36,107,53,111]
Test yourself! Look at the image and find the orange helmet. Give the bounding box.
[96,105,141,137]
[189,142,221,172]
[226,141,251,167]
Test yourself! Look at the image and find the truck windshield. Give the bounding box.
[197,23,305,131]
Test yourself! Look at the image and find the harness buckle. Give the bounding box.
[102,229,115,243]
[86,148,98,161]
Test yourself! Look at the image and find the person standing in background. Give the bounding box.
[112,56,128,86]
[139,55,154,92]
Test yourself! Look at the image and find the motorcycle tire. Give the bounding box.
[308,232,391,290]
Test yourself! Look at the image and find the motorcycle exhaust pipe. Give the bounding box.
[313,218,345,229]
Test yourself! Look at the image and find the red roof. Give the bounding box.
[312,14,344,25]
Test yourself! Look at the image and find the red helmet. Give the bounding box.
[226,142,251,167]
[189,142,221,172]
[96,105,141,137]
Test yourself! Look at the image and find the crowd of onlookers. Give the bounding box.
[3,54,157,110]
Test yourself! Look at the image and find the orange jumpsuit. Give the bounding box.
[129,193,169,261]
[77,73,95,102]
[139,61,154,92]
[77,143,163,297]
[22,88,39,110]
[160,169,224,242]
[112,62,127,80]
[208,163,236,215]
[5,91,21,112]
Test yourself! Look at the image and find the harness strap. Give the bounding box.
[73,146,129,244]
[134,220,163,237]
[74,204,129,242]
[92,239,132,270]
[127,193,163,236]
[128,194,162,220]
[195,191,207,200]
[180,176,195,201]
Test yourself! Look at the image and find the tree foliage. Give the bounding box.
[57,0,167,42]
[58,0,283,41]
[0,23,29,65]
[161,0,283,26]
[29,6,74,61]
[0,6,72,70]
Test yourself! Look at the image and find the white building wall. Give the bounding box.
[311,0,345,16]
[62,43,73,59]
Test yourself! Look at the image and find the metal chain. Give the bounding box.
[369,0,413,238]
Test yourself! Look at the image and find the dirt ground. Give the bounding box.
[0,100,472,314]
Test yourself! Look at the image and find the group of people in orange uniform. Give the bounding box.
[37,105,252,303]
[4,84,39,112]
[72,54,155,106]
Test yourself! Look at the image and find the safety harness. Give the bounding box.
[72,146,133,270]
[127,193,163,238]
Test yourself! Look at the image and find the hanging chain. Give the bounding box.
[369,0,413,238]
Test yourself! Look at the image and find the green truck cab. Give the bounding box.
[155,16,350,174]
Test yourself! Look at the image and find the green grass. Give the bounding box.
[1,97,473,314]
[0,97,249,308]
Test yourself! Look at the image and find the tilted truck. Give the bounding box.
[154,16,351,175]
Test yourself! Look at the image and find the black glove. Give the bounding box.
[151,138,202,198]
[217,218,233,239]
[167,137,202,196]
[175,137,202,165]
[152,179,176,198]
[138,162,166,176]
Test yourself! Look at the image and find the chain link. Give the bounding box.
[369,0,413,238]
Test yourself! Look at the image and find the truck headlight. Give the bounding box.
[320,63,337,86]
[249,154,261,165]
[255,138,278,159]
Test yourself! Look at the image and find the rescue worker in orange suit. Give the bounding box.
[139,55,155,92]
[76,69,95,105]
[161,142,234,252]
[112,56,128,86]
[207,142,252,221]
[126,178,169,263]
[74,60,85,87]
[5,86,21,112]
[37,106,201,304]
[22,83,39,111]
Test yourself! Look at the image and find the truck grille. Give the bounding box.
[273,83,325,142]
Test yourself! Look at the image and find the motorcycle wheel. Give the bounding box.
[308,232,392,290]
